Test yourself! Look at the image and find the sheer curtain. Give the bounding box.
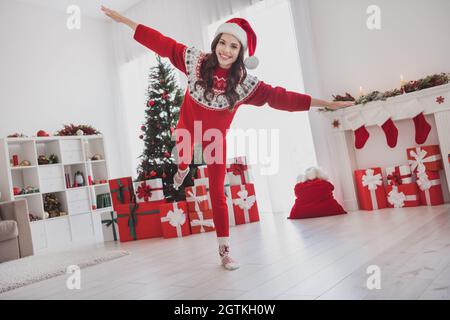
[206,0,317,214]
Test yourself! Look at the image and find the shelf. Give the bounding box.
[93,207,113,214]
[15,192,41,198]
[11,165,37,170]
[93,183,109,188]
[37,163,62,168]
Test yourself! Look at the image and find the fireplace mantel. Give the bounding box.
[322,83,450,212]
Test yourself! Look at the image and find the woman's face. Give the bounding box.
[215,33,241,69]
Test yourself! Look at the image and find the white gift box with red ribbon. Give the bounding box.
[226,156,254,186]
[133,179,165,203]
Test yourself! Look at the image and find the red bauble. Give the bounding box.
[148,100,155,107]
[162,92,169,100]
[13,187,22,195]
[164,151,171,158]
[150,170,157,177]
[140,125,146,131]
[37,130,49,137]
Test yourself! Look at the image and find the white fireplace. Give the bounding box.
[322,83,450,212]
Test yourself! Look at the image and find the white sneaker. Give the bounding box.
[173,167,190,190]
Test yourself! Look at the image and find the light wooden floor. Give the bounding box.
[2,204,450,300]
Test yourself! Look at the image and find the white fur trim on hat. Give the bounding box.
[215,23,248,49]
[244,56,259,69]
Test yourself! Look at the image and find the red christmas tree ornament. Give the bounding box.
[162,91,169,100]
[148,100,155,107]
[150,170,157,177]
[140,125,146,131]
[164,151,171,158]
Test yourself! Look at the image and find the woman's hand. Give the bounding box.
[101,6,125,23]
[101,6,138,31]
[326,100,355,110]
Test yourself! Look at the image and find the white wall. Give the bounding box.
[0,1,123,177]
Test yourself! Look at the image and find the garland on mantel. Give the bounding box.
[319,72,449,112]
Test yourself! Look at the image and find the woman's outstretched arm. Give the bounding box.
[101,6,138,31]
[245,81,354,112]
[101,6,187,74]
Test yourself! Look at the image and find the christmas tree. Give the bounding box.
[136,56,198,202]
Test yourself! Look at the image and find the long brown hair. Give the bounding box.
[194,33,247,112]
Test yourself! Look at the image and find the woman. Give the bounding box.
[101,6,353,270]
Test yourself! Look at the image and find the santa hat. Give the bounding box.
[215,18,259,69]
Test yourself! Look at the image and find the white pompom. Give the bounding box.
[304,166,329,181]
[244,56,259,69]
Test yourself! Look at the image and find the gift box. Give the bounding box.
[116,201,165,242]
[101,211,119,241]
[188,209,215,234]
[196,165,208,179]
[159,201,191,238]
[226,156,253,186]
[385,184,420,208]
[354,168,387,211]
[407,145,443,173]
[185,185,210,212]
[230,183,260,225]
[386,165,413,185]
[109,177,134,209]
[416,171,444,206]
[194,177,235,226]
[134,179,165,203]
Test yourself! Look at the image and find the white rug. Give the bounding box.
[0,246,129,294]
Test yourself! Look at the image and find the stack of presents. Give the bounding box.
[101,156,260,242]
[355,144,445,210]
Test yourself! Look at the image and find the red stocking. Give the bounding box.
[355,125,370,149]
[413,112,431,144]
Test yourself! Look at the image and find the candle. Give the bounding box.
[359,86,365,97]
[400,74,406,93]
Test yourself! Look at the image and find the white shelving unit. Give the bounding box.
[0,135,114,253]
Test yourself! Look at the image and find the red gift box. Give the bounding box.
[196,165,208,179]
[386,165,413,185]
[109,177,135,209]
[116,201,165,242]
[385,184,420,208]
[354,168,387,211]
[407,145,443,173]
[188,209,215,234]
[230,183,260,225]
[416,171,444,206]
[185,185,210,212]
[159,201,191,238]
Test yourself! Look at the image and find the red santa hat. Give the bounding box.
[215,18,259,69]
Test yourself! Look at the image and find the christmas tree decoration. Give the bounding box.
[332,119,341,129]
[43,193,66,218]
[56,124,100,136]
[136,56,201,202]
[7,133,27,138]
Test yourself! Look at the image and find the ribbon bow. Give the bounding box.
[387,173,402,186]
[362,169,382,190]
[137,182,153,202]
[191,213,215,233]
[233,189,256,211]
[101,211,118,241]
[387,186,407,208]
[161,206,187,237]
[416,172,432,191]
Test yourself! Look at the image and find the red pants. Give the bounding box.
[177,134,229,237]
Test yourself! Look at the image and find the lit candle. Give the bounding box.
[400,74,406,93]
[359,86,365,97]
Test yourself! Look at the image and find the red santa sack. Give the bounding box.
[288,179,347,219]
